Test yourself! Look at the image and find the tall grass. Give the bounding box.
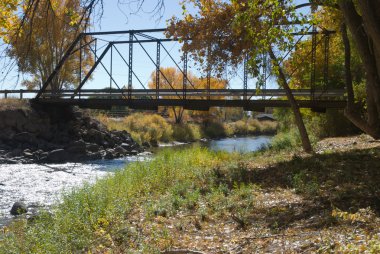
[0,148,253,253]
[97,113,173,145]
[0,99,29,111]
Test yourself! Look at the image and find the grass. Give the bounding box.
[96,113,277,145]
[1,140,380,253]
[0,99,29,111]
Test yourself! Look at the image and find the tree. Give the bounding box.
[166,0,313,152]
[336,0,380,139]
[0,1,18,40]
[148,67,190,124]
[148,67,227,124]
[4,0,93,91]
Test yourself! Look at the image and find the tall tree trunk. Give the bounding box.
[338,0,380,138]
[268,47,313,153]
[340,23,380,137]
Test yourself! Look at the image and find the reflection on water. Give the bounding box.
[155,135,272,153]
[0,136,271,227]
[207,136,271,153]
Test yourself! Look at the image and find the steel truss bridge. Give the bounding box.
[3,12,347,112]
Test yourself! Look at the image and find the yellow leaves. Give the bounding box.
[332,207,375,224]
[0,0,19,40]
[185,14,193,23]
[65,7,80,26]
[97,217,110,228]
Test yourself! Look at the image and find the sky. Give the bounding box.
[1,0,312,95]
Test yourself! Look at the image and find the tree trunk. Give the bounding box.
[341,23,380,138]
[172,106,184,124]
[338,0,380,138]
[268,47,313,153]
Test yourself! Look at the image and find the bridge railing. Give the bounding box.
[0,90,38,99]
[0,88,346,101]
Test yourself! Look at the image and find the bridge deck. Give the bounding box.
[1,88,347,111]
[32,98,347,111]
[0,88,345,98]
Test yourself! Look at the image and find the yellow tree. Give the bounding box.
[148,67,194,124]
[148,67,227,124]
[0,0,19,40]
[5,0,93,91]
[189,76,227,122]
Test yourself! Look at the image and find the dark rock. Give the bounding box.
[87,152,102,161]
[13,132,36,144]
[6,148,22,157]
[23,150,35,159]
[66,140,86,153]
[142,141,150,148]
[46,149,70,163]
[129,150,139,155]
[114,146,127,156]
[120,143,131,150]
[10,201,27,215]
[3,158,19,164]
[85,129,106,146]
[0,105,141,164]
[104,149,115,160]
[86,143,101,153]
[0,128,15,141]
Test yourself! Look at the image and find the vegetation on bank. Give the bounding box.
[0,99,29,111]
[96,113,277,145]
[1,136,380,253]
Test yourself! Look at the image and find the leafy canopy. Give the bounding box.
[167,0,306,78]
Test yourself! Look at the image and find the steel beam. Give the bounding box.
[183,52,188,100]
[128,33,133,99]
[36,34,84,98]
[156,42,160,99]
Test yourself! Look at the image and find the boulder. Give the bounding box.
[129,150,139,155]
[46,149,70,163]
[86,152,103,161]
[85,129,106,146]
[104,149,115,160]
[23,149,35,159]
[86,143,101,153]
[10,201,27,215]
[6,148,22,157]
[114,146,127,156]
[120,143,131,150]
[66,140,86,153]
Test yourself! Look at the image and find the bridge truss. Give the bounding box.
[30,24,345,111]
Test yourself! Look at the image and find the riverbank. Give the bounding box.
[96,113,277,147]
[1,135,379,253]
[0,100,141,164]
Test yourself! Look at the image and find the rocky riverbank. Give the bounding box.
[0,102,142,164]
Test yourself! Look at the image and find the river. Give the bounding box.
[0,135,272,227]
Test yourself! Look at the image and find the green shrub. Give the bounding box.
[202,121,227,138]
[270,129,301,151]
[172,123,202,142]
[292,171,319,196]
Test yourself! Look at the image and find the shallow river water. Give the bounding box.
[0,136,272,227]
